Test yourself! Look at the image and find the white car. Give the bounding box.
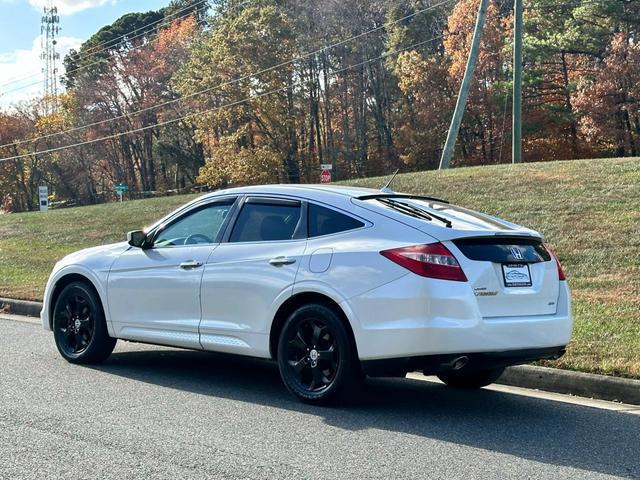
[41,185,572,404]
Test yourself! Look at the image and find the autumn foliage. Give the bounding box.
[1,0,639,211]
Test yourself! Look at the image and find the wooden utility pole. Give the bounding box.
[439,0,490,170]
[512,0,523,163]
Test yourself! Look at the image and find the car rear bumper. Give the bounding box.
[346,276,572,361]
[362,345,566,377]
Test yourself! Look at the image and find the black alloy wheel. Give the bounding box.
[53,281,116,364]
[57,293,94,355]
[277,304,360,404]
[286,318,338,392]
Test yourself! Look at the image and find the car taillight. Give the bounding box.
[380,243,467,282]
[544,243,566,281]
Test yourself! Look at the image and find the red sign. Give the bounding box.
[320,169,332,184]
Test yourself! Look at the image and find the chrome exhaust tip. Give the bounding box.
[451,356,469,371]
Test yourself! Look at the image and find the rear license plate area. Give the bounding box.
[501,263,532,287]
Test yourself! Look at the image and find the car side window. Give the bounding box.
[154,199,235,248]
[229,200,302,243]
[308,203,364,238]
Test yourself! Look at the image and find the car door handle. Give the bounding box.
[269,256,296,266]
[179,260,203,270]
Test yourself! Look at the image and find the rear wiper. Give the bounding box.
[357,194,449,204]
[380,198,453,229]
[378,198,434,222]
[408,203,453,229]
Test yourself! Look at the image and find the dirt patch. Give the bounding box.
[574,290,640,304]
[523,170,576,184]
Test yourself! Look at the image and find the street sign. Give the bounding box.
[320,164,333,171]
[114,183,129,202]
[38,186,48,212]
[320,169,332,184]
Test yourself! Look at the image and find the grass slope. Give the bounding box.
[1,158,638,378]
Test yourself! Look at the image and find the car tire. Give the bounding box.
[52,281,116,364]
[277,303,360,405]
[437,366,505,389]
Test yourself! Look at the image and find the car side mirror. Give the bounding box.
[127,230,149,248]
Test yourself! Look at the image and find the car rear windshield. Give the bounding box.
[360,196,513,231]
[453,237,551,263]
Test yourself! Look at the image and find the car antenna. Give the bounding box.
[381,169,400,193]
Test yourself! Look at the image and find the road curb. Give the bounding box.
[0,297,638,406]
[498,365,640,406]
[0,297,42,318]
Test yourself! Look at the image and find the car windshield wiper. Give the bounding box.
[379,198,453,229]
[404,202,453,229]
[377,198,434,222]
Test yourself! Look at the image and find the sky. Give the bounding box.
[0,0,169,108]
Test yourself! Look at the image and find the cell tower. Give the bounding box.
[40,1,60,114]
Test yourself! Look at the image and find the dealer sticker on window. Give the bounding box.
[502,263,532,288]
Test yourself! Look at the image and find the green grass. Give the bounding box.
[1,158,638,378]
[0,194,196,300]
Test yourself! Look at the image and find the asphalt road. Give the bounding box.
[1,316,639,480]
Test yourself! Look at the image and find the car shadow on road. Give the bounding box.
[92,347,640,479]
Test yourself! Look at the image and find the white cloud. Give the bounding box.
[28,0,118,16]
[0,34,83,108]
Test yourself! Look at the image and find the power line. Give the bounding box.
[0,0,455,150]
[3,0,207,94]
[0,0,210,88]
[0,0,611,93]
[73,0,209,57]
[0,34,447,163]
[0,0,209,93]
[60,2,212,79]
[2,9,208,97]
[2,4,210,97]
[29,0,607,86]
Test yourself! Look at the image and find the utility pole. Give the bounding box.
[512,0,523,163]
[40,1,60,114]
[439,0,489,170]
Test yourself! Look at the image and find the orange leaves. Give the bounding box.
[394,50,455,169]
[444,0,506,82]
[155,16,198,56]
[395,50,452,126]
[574,33,640,155]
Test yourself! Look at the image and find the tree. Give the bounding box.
[62,9,204,198]
[522,0,640,161]
[4,0,640,212]
[0,112,37,212]
[394,50,453,169]
[175,1,300,186]
[443,0,509,165]
[574,33,640,157]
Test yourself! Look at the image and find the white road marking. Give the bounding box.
[0,313,41,325]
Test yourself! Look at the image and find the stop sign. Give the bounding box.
[320,169,331,184]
